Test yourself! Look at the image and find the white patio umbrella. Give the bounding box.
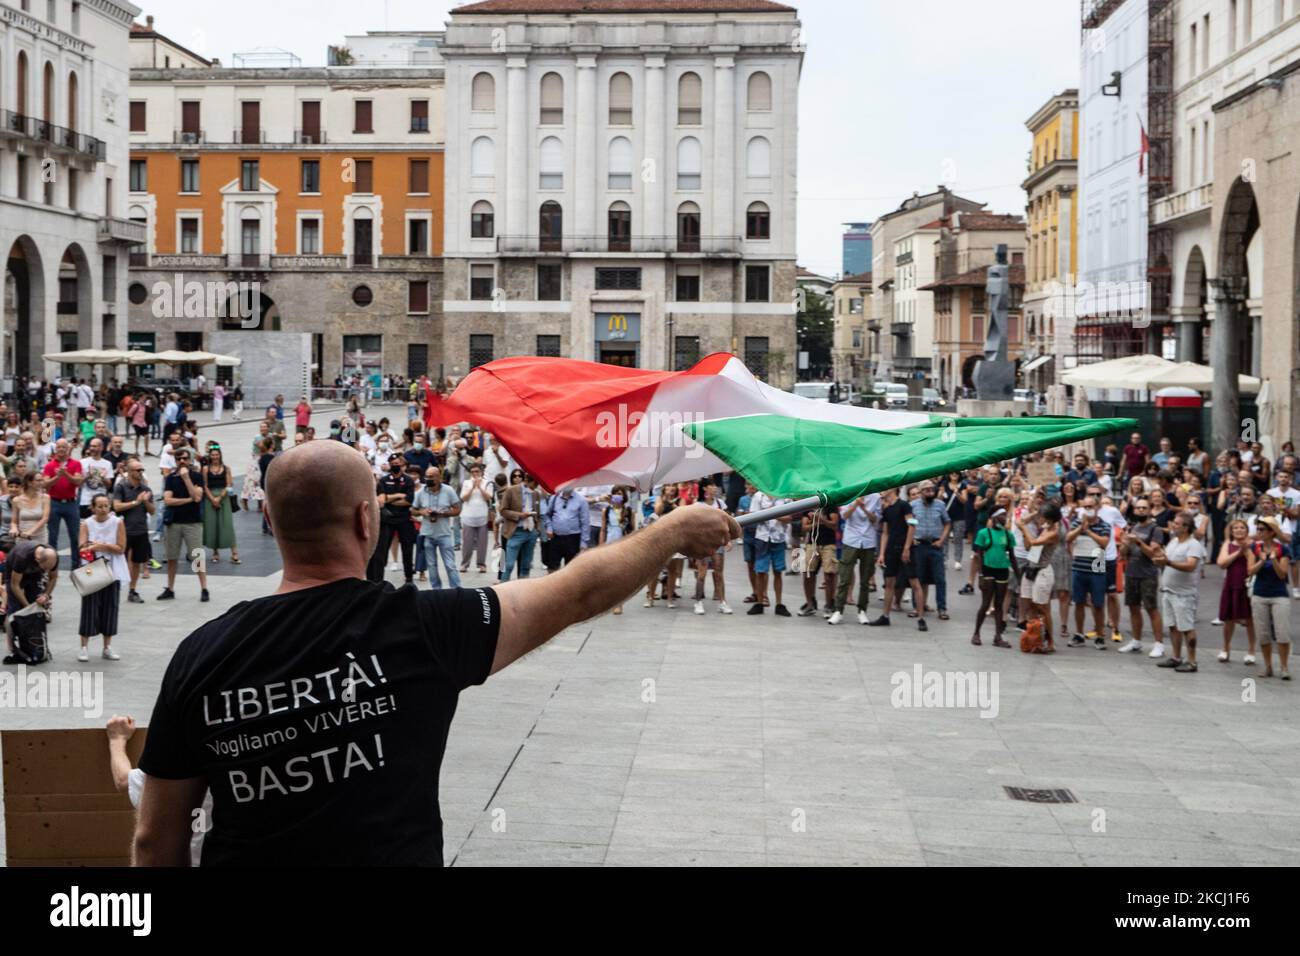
[1144,360,1261,394]
[1256,378,1275,463]
[1059,354,1177,390]
[42,348,132,365]
[211,353,243,367]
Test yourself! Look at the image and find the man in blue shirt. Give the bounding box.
[1064,452,1098,487]
[911,480,952,622]
[412,467,461,589]
[544,489,590,571]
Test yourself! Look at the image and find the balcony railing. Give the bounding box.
[98,217,148,245]
[128,252,150,267]
[0,110,104,160]
[174,129,206,144]
[294,129,327,144]
[1151,183,1212,225]
[234,128,265,145]
[495,235,743,255]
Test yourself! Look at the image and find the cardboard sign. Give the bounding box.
[1025,462,1058,488]
[3,728,146,866]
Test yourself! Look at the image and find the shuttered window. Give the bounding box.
[354,159,373,194]
[540,72,563,124]
[409,159,429,193]
[410,99,429,132]
[471,72,495,111]
[408,280,429,313]
[354,100,373,133]
[747,71,772,111]
[677,72,701,125]
[609,72,632,125]
[129,100,146,131]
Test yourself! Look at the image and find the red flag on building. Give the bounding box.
[1138,118,1149,175]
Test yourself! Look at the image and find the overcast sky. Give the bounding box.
[137,0,1080,277]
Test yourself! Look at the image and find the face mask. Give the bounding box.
[390,464,403,473]
[414,442,425,451]
[611,494,624,506]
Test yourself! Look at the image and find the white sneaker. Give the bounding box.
[953,561,962,571]
[1148,642,1166,659]
[1118,639,1143,654]
[76,648,89,663]
[1293,588,1300,599]
[718,601,733,615]
[102,647,120,661]
[666,601,677,609]
[388,561,400,572]
[858,610,869,625]
[1244,654,1257,665]
[694,600,705,615]
[827,610,843,625]
[1210,617,1223,626]
[1217,651,1229,662]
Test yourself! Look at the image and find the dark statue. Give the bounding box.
[975,244,1015,401]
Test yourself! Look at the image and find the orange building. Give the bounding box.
[925,264,1025,394]
[124,26,445,387]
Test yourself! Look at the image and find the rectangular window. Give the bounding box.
[67,169,78,209]
[410,100,429,132]
[407,343,429,379]
[471,206,494,238]
[408,219,429,255]
[129,101,146,132]
[16,157,27,201]
[129,159,147,192]
[409,159,429,194]
[301,218,320,254]
[300,101,321,142]
[595,268,641,290]
[180,159,200,193]
[536,334,561,357]
[354,160,373,194]
[675,267,700,302]
[241,160,259,192]
[537,263,562,300]
[743,336,769,381]
[747,206,771,239]
[301,159,320,193]
[469,334,495,369]
[180,101,201,139]
[408,280,429,314]
[745,265,771,302]
[355,100,373,133]
[673,335,701,371]
[240,101,260,144]
[179,218,199,254]
[470,264,495,300]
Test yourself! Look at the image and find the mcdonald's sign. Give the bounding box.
[607,313,629,340]
[595,312,640,343]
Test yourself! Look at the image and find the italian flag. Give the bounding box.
[426,353,1134,504]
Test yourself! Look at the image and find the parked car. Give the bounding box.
[792,382,857,404]
[1013,388,1034,403]
[881,383,910,408]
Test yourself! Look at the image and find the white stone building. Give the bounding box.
[440,0,801,383]
[1,0,143,383]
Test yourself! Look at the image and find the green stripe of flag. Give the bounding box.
[683,414,1139,507]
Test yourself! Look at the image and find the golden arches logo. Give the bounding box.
[608,314,628,334]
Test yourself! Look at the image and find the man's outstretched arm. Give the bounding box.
[490,503,737,675]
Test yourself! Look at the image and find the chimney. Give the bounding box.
[146,14,154,28]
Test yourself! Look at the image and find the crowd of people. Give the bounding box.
[2,373,1295,687]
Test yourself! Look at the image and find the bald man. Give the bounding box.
[131,440,737,866]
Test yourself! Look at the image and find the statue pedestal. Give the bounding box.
[957,399,1033,419]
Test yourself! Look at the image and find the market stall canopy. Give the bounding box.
[42,348,133,365]
[148,350,221,365]
[1059,354,1176,390]
[1143,361,1261,394]
[211,353,243,367]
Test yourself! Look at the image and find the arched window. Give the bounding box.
[677,201,700,252]
[470,136,494,176]
[471,200,494,239]
[608,136,632,190]
[608,201,631,251]
[609,71,632,125]
[746,136,771,178]
[539,136,563,189]
[539,201,563,251]
[42,61,54,124]
[471,72,495,112]
[677,71,701,125]
[16,51,28,118]
[746,201,770,239]
[677,136,701,190]
[66,70,78,132]
[747,71,772,111]
[540,72,564,124]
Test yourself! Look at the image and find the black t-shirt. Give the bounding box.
[138,579,501,866]
[882,499,913,552]
[377,473,416,523]
[164,471,202,524]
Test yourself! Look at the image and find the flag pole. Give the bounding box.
[735,494,826,530]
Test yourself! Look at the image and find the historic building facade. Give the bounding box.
[2,0,143,382]
[124,28,444,384]
[440,0,801,384]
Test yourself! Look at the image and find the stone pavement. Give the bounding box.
[3,449,1299,864]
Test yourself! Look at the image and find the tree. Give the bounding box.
[797,290,833,380]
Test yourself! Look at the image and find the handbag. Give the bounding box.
[70,556,116,597]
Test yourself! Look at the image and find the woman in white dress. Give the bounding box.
[77,493,128,662]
